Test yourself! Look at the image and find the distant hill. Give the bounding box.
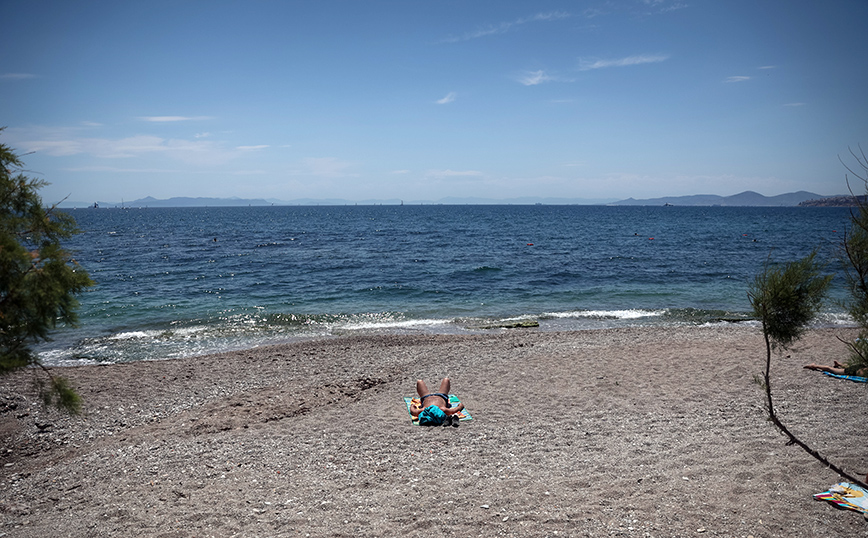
[56,195,619,208]
[799,195,866,207]
[55,191,837,208]
[612,190,825,207]
[54,197,278,208]
[126,196,275,207]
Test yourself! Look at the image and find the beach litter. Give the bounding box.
[813,482,868,513]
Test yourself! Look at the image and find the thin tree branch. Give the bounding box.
[763,331,868,489]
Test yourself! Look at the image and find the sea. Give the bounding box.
[36,204,856,366]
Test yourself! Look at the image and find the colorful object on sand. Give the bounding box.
[814,482,868,513]
[822,372,868,383]
[404,395,471,425]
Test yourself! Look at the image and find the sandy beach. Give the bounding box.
[1,326,867,537]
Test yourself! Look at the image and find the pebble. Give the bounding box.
[0,328,860,537]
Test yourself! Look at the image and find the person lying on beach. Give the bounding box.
[410,377,465,427]
[804,361,868,377]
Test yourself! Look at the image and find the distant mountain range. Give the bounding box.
[58,191,851,208]
[59,195,619,208]
[612,190,830,206]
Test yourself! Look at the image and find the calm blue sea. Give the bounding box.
[38,205,855,365]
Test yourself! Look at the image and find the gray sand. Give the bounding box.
[1,326,867,537]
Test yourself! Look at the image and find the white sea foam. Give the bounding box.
[813,312,857,327]
[170,326,209,337]
[110,331,152,340]
[38,348,100,367]
[341,318,451,331]
[498,315,538,322]
[546,309,666,320]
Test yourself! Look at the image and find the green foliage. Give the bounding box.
[842,216,868,326]
[748,252,832,349]
[840,146,868,371]
[37,374,83,414]
[748,150,867,490]
[845,332,868,371]
[0,130,93,413]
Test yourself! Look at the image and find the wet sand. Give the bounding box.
[1,326,867,537]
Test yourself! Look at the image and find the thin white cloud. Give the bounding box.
[640,0,688,14]
[578,54,670,71]
[758,65,776,70]
[63,165,266,176]
[442,11,570,43]
[228,169,268,175]
[522,11,571,23]
[139,116,213,122]
[63,165,180,173]
[236,145,270,151]
[8,127,237,166]
[518,70,554,86]
[436,92,456,105]
[391,169,411,174]
[427,169,484,177]
[456,24,508,42]
[582,7,607,18]
[1,73,37,80]
[725,76,751,83]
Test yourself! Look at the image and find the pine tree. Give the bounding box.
[840,146,868,373]
[748,253,868,488]
[0,130,93,413]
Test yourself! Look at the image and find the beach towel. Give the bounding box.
[404,395,472,425]
[822,372,868,383]
[814,482,868,513]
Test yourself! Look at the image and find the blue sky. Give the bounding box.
[2,0,866,204]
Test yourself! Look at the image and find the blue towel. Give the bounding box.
[822,372,868,383]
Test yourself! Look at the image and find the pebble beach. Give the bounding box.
[1,326,867,537]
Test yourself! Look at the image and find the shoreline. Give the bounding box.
[2,325,867,536]
[36,312,857,368]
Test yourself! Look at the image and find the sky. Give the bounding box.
[1,0,867,204]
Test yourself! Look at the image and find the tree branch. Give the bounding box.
[763,332,868,489]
